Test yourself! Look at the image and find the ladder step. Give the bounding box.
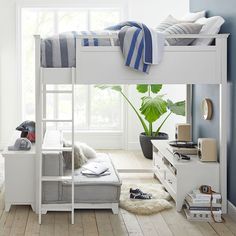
[41,203,72,212]
[42,176,72,181]
[42,147,72,152]
[42,119,72,122]
[45,90,72,94]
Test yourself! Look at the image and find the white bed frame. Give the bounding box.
[34,33,229,224]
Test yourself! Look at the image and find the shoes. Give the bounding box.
[130,193,152,200]
[130,188,152,197]
[129,188,152,200]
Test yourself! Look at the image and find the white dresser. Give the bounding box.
[2,138,36,212]
[152,140,220,211]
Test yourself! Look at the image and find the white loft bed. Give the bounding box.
[34,33,229,223]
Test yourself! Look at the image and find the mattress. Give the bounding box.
[43,153,121,204]
[61,154,122,203]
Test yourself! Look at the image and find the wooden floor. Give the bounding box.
[0,150,236,236]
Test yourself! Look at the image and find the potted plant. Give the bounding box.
[96,84,185,159]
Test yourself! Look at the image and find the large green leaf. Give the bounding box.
[136,85,148,93]
[136,84,162,94]
[167,99,185,116]
[140,96,167,123]
[95,85,122,92]
[150,84,162,93]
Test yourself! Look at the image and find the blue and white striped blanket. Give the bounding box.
[41,31,118,68]
[107,21,165,73]
[41,22,165,73]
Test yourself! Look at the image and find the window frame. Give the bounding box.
[17,3,126,132]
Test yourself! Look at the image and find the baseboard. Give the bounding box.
[228,200,236,221]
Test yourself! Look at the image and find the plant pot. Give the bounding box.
[139,132,168,159]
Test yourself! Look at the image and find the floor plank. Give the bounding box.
[191,222,218,236]
[161,206,204,236]
[68,210,83,236]
[9,205,29,236]
[120,209,143,236]
[95,210,114,236]
[39,213,55,236]
[25,210,40,236]
[109,211,128,236]
[54,212,69,236]
[210,221,234,236]
[136,214,160,236]
[81,210,99,236]
[149,213,173,236]
[223,215,236,235]
[0,206,17,236]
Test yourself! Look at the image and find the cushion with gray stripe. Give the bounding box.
[164,23,203,46]
[156,15,180,32]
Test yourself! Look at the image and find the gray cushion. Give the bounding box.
[164,23,203,46]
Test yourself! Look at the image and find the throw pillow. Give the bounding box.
[63,140,88,169]
[164,23,203,46]
[191,16,225,45]
[156,15,180,32]
[77,142,97,159]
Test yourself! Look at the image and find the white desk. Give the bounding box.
[152,140,220,211]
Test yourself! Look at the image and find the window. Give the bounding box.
[21,8,122,130]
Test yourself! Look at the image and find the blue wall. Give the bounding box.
[190,0,236,206]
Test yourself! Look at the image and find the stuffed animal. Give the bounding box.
[16,120,36,142]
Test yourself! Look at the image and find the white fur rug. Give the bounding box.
[119,183,172,215]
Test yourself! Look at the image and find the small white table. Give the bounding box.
[152,140,220,211]
[2,133,36,212]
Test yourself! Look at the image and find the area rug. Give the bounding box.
[119,183,172,215]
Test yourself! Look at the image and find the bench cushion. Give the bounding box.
[62,153,122,203]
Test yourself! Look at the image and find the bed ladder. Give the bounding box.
[38,68,75,224]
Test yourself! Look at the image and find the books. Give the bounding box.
[192,189,221,200]
[184,209,222,222]
[184,189,222,222]
[186,193,222,204]
[185,200,221,211]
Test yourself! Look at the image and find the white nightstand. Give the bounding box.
[2,134,36,212]
[152,140,220,212]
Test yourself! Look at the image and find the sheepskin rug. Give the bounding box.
[119,183,172,215]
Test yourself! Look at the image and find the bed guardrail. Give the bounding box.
[76,33,229,39]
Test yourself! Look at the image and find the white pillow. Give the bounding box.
[77,142,97,159]
[191,16,225,45]
[181,10,206,21]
